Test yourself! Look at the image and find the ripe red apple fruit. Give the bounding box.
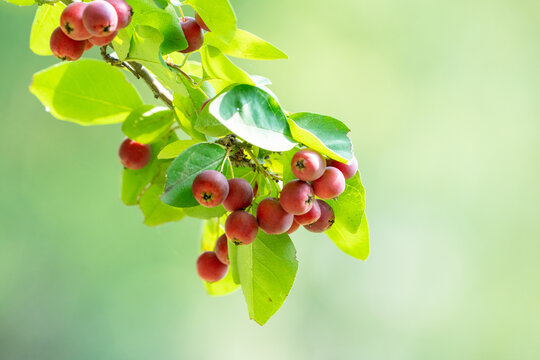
[304,200,335,233]
[82,1,118,37]
[291,149,326,181]
[312,167,346,199]
[50,27,86,61]
[327,157,358,180]
[214,234,229,265]
[223,178,254,212]
[118,138,152,170]
[196,251,228,282]
[257,198,294,235]
[60,2,92,40]
[179,17,204,53]
[192,170,229,207]
[225,210,258,245]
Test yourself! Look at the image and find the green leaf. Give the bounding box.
[126,25,193,109]
[288,112,354,163]
[326,213,370,261]
[139,177,185,226]
[173,90,209,141]
[281,148,298,184]
[228,241,240,284]
[4,0,34,6]
[182,0,237,42]
[121,142,163,205]
[127,0,187,54]
[205,29,287,60]
[200,219,239,296]
[122,105,174,144]
[184,205,226,219]
[195,101,230,137]
[237,232,298,325]
[200,45,254,85]
[30,60,142,125]
[327,173,366,233]
[30,2,65,56]
[325,173,369,260]
[208,84,297,152]
[138,10,187,54]
[127,25,164,63]
[112,24,134,60]
[161,143,227,207]
[157,139,200,159]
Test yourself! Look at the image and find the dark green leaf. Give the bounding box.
[161,143,227,207]
[288,112,353,163]
[209,84,297,152]
[237,232,298,325]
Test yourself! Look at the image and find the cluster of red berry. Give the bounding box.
[50,0,133,61]
[194,149,358,283]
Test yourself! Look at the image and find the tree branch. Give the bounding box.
[100,47,174,109]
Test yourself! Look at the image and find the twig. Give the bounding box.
[100,47,174,109]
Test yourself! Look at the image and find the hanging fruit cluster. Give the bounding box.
[51,0,133,60]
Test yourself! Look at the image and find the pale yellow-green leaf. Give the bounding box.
[205,29,287,60]
[30,2,65,56]
[157,140,200,159]
[200,45,254,85]
[30,60,142,125]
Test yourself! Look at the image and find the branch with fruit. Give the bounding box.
[5,0,369,325]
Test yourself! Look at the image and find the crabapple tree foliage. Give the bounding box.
[8,0,369,325]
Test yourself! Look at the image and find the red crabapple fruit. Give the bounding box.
[327,157,358,180]
[294,199,321,226]
[194,12,210,31]
[82,1,118,37]
[257,198,294,235]
[179,17,204,53]
[60,2,92,40]
[279,180,314,215]
[291,149,326,181]
[286,221,300,235]
[89,31,118,46]
[214,234,229,265]
[312,166,346,199]
[225,210,259,245]
[192,170,229,208]
[104,0,133,29]
[85,41,93,51]
[50,27,86,61]
[304,200,335,233]
[223,178,254,212]
[118,138,151,170]
[196,251,228,282]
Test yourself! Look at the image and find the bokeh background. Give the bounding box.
[1,0,539,359]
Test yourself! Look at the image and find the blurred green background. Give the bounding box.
[1,0,539,358]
